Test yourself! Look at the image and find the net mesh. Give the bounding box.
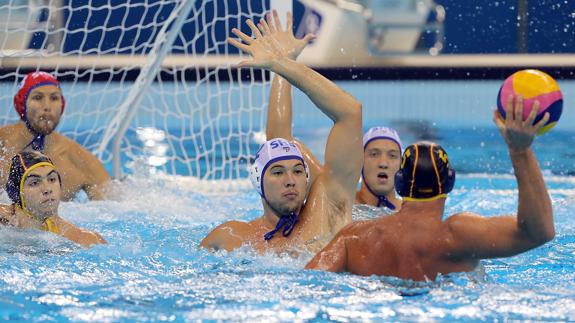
[0,0,269,185]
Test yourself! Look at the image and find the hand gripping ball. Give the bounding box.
[497,69,563,135]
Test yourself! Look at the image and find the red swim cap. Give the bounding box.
[13,72,66,121]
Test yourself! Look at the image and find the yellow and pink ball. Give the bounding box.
[497,69,563,135]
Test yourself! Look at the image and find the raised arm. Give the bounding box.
[229,12,363,198]
[447,95,554,259]
[264,12,321,181]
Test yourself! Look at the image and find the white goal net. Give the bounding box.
[0,0,271,186]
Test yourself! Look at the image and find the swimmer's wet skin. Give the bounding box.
[199,10,363,254]
[0,71,111,201]
[0,150,106,248]
[306,95,555,281]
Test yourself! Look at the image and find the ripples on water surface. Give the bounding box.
[0,173,574,322]
[1,125,575,321]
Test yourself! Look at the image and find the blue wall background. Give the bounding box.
[28,0,575,54]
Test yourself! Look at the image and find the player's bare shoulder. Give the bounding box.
[51,133,105,168]
[443,211,486,243]
[0,204,13,224]
[445,212,483,227]
[0,124,22,149]
[200,220,253,251]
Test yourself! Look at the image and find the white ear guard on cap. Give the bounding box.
[249,138,309,199]
[362,126,402,152]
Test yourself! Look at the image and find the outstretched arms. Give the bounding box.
[229,11,363,202]
[264,11,321,182]
[447,95,554,259]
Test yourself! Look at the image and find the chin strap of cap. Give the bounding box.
[264,211,298,241]
[23,134,46,152]
[16,205,59,234]
[362,169,396,210]
[22,118,45,152]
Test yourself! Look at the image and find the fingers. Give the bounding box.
[523,100,539,126]
[514,95,523,122]
[237,60,253,68]
[287,11,293,31]
[492,109,505,128]
[273,10,283,32]
[231,28,253,44]
[258,18,271,35]
[505,94,514,123]
[533,112,550,132]
[227,37,250,53]
[246,19,262,38]
[267,13,277,33]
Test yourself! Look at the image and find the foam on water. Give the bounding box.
[1,173,574,321]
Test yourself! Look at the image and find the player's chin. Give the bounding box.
[278,200,303,215]
[32,123,58,135]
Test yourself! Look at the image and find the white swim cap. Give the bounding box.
[249,138,308,199]
[362,126,402,151]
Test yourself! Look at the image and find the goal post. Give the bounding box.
[0,0,287,188]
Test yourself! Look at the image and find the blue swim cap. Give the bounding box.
[249,138,309,200]
[363,126,402,151]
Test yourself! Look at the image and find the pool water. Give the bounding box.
[1,78,574,321]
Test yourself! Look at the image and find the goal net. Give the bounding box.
[0,0,271,188]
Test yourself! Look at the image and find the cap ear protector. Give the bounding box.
[394,142,456,201]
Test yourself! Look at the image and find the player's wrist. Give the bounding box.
[269,57,294,74]
[508,146,531,157]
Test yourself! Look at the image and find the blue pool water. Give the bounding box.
[1,80,574,321]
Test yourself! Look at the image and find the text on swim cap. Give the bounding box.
[269,139,297,151]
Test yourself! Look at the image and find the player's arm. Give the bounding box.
[0,204,13,224]
[199,222,246,252]
[305,229,348,272]
[268,74,322,182]
[447,96,554,259]
[229,12,362,202]
[55,217,107,247]
[264,12,321,181]
[73,143,111,200]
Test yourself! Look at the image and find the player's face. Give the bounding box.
[363,139,401,195]
[25,85,63,135]
[263,159,307,215]
[21,166,61,220]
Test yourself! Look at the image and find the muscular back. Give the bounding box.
[0,123,110,200]
[316,212,478,281]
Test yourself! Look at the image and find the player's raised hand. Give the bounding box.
[228,17,285,69]
[493,95,550,152]
[257,10,315,60]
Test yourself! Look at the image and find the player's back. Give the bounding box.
[344,211,478,280]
